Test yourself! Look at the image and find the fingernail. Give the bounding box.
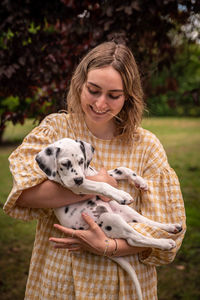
[82,212,88,217]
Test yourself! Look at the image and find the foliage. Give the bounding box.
[0,0,199,142]
[147,43,200,116]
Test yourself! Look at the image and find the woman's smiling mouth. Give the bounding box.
[89,105,110,115]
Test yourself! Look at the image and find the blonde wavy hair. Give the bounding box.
[67,41,144,140]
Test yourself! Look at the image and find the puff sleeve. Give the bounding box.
[131,132,186,266]
[3,114,61,221]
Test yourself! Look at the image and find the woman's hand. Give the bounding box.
[87,168,118,188]
[49,213,148,257]
[49,213,116,256]
[86,168,118,202]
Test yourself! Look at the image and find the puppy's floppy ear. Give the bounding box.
[35,145,60,181]
[76,139,95,168]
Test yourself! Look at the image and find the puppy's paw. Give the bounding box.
[113,190,133,205]
[165,223,182,234]
[129,175,148,191]
[160,238,176,250]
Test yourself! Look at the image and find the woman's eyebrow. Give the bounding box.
[87,81,124,92]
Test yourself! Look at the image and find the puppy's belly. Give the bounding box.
[54,198,112,230]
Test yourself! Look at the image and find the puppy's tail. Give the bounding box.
[111,257,143,300]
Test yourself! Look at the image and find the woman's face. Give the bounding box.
[80,66,125,134]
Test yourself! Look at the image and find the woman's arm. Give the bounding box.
[16,180,93,208]
[16,168,117,209]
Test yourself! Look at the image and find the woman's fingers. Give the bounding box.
[81,213,99,230]
[49,237,78,244]
[49,236,81,250]
[51,216,108,255]
[53,224,77,237]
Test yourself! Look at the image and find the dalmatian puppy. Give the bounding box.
[35,138,182,300]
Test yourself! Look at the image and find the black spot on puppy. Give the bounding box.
[36,158,52,177]
[98,221,103,227]
[132,173,137,177]
[87,160,91,168]
[96,196,101,201]
[105,226,112,231]
[45,147,53,156]
[45,168,52,177]
[87,200,96,206]
[91,145,95,153]
[79,141,86,160]
[61,160,72,170]
[114,169,122,175]
[78,158,84,165]
[132,219,137,223]
[56,147,61,157]
[79,227,84,230]
[37,160,45,171]
[65,207,69,213]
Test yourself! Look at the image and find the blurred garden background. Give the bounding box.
[0,0,200,299]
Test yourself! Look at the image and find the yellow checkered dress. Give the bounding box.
[4,113,186,300]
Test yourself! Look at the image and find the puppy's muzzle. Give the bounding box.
[74,177,83,185]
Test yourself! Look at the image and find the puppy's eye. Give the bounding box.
[78,158,84,165]
[61,160,72,170]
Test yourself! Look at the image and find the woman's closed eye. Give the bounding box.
[109,94,122,100]
[87,86,99,95]
[87,86,123,100]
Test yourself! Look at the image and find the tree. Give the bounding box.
[0,0,199,142]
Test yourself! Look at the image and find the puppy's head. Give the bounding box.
[35,138,95,188]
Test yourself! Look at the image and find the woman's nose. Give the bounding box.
[95,94,107,109]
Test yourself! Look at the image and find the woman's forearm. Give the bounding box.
[16,180,91,209]
[17,168,115,209]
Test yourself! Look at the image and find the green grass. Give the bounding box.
[1,119,37,144]
[0,117,200,300]
[0,120,37,300]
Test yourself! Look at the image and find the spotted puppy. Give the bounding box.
[35,138,182,300]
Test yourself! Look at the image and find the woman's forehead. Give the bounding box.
[86,66,123,90]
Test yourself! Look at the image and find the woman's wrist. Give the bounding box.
[103,238,148,257]
[102,238,117,257]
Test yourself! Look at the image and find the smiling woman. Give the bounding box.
[80,66,126,139]
[67,42,145,141]
[3,41,186,300]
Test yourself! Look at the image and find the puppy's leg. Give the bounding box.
[109,201,182,234]
[99,212,176,250]
[96,200,182,235]
[70,178,133,205]
[108,167,148,191]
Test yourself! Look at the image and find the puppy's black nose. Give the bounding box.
[74,177,83,185]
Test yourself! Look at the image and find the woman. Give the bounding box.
[4,42,186,299]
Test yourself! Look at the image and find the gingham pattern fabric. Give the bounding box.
[4,113,186,300]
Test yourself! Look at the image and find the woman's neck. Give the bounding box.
[84,118,117,140]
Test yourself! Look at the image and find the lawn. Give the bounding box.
[0,117,200,300]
